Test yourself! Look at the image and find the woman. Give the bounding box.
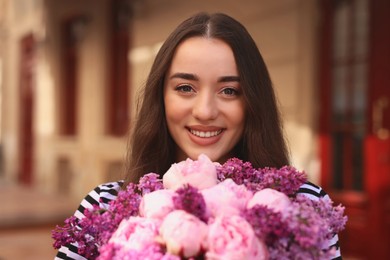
[55,12,341,259]
[124,12,288,186]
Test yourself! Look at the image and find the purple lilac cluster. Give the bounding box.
[52,216,79,250]
[298,195,348,236]
[217,158,307,195]
[243,205,289,245]
[172,184,208,222]
[137,173,164,195]
[243,195,347,260]
[52,199,132,258]
[52,173,163,259]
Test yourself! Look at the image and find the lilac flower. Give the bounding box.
[111,183,142,218]
[52,216,78,249]
[243,205,289,245]
[217,158,307,195]
[293,195,348,237]
[243,196,346,260]
[217,158,257,185]
[257,166,307,195]
[137,173,164,195]
[76,206,111,258]
[172,184,207,222]
[270,196,343,260]
[52,183,142,259]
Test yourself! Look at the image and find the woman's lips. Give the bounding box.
[187,127,224,146]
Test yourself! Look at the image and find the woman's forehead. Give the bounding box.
[168,37,238,77]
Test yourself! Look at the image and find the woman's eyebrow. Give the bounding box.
[218,76,240,83]
[169,72,199,81]
[170,73,240,83]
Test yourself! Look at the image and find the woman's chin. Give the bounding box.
[175,145,234,163]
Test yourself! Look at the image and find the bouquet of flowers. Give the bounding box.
[52,154,347,260]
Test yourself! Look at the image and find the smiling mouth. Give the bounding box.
[189,129,223,138]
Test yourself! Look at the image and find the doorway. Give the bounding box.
[18,34,36,185]
[319,0,390,258]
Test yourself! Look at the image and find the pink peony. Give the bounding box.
[201,179,253,218]
[139,189,175,220]
[159,210,208,258]
[163,154,218,190]
[206,214,268,260]
[107,216,160,251]
[247,188,291,214]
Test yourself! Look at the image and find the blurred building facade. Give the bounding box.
[0,0,389,259]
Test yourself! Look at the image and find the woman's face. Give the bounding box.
[164,37,245,163]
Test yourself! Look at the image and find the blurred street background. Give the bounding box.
[0,180,74,259]
[0,0,389,259]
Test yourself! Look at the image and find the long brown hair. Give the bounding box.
[124,12,289,185]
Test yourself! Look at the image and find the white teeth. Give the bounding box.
[190,129,222,138]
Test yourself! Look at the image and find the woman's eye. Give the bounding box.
[175,84,194,93]
[221,87,240,96]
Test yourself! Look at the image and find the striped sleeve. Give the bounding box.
[54,181,122,260]
[297,182,342,260]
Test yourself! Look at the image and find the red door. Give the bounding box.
[18,34,35,185]
[364,0,390,257]
[319,0,390,258]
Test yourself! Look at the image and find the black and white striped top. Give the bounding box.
[55,181,342,260]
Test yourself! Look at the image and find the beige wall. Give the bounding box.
[40,0,128,198]
[0,0,322,201]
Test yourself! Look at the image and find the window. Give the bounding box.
[106,0,131,136]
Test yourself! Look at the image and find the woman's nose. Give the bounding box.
[192,92,218,121]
